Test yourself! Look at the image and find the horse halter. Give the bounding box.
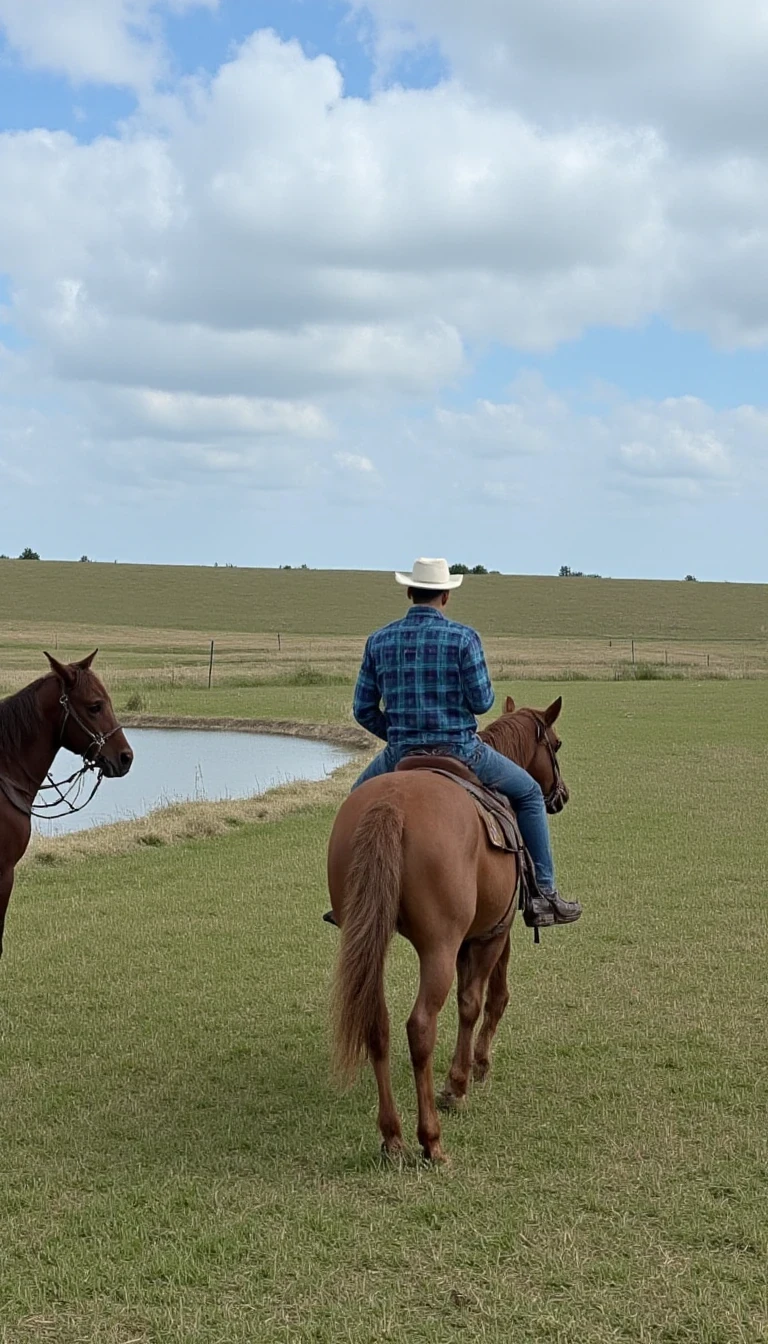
[532,714,567,814]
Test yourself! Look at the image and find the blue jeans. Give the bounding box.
[352,739,555,892]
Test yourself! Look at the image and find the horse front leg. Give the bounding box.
[473,933,511,1084]
[407,945,459,1163]
[439,931,509,1110]
[0,867,15,959]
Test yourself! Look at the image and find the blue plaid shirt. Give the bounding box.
[353,606,495,751]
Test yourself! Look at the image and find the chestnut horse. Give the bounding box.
[0,652,133,958]
[327,695,568,1162]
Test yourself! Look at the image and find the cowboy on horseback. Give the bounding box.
[328,557,581,930]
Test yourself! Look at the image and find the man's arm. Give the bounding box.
[353,639,388,740]
[460,629,495,715]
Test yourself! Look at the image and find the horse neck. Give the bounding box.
[480,712,537,769]
[0,676,62,797]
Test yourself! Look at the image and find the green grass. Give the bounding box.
[3,559,768,639]
[3,680,768,1342]
[116,682,357,725]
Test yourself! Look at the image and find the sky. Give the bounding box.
[1,1,767,580]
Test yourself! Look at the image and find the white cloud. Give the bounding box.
[421,376,764,500]
[123,390,330,439]
[1,18,768,570]
[2,25,768,450]
[2,347,766,574]
[84,388,332,442]
[334,452,376,473]
[433,391,566,459]
[0,0,217,89]
[0,31,666,407]
[357,0,768,154]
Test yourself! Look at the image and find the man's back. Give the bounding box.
[353,604,494,750]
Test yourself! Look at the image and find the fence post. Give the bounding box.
[277,632,281,653]
[665,650,668,665]
[631,639,635,665]
[208,639,215,689]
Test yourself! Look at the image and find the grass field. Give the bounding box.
[3,679,768,1343]
[2,559,768,642]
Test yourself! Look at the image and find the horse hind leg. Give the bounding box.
[368,988,404,1157]
[473,933,511,1084]
[439,931,509,1111]
[406,944,459,1163]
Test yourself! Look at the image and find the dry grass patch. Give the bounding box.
[3,621,768,701]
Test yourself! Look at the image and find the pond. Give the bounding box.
[34,728,356,837]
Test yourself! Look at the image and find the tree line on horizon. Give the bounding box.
[0,551,698,581]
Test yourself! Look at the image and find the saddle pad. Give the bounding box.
[395,754,477,784]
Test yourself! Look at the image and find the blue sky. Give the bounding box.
[1,0,767,579]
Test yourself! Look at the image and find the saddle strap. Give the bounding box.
[425,769,523,852]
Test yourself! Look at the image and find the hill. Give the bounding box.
[1,560,766,641]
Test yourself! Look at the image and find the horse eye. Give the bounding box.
[554,741,561,752]
[89,702,103,715]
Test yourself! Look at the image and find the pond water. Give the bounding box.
[34,728,356,837]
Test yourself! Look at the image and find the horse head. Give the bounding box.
[44,651,134,778]
[501,695,569,814]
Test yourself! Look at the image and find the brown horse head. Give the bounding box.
[44,651,134,778]
[485,695,569,814]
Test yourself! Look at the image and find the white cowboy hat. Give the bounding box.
[394,557,463,590]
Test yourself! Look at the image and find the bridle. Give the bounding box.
[531,714,567,814]
[57,690,124,763]
[1,691,125,822]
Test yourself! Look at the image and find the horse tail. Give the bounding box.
[332,799,404,1082]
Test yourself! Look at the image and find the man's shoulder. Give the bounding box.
[369,617,407,646]
[368,614,481,646]
[442,617,482,644]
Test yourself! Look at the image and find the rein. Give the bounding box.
[0,692,124,821]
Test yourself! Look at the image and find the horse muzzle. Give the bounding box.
[545,782,569,814]
[97,748,134,778]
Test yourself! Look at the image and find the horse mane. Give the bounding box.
[479,710,535,763]
[0,677,47,757]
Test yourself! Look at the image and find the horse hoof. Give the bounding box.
[472,1060,490,1084]
[381,1137,406,1161]
[437,1089,466,1114]
[422,1145,450,1166]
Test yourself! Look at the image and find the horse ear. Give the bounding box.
[504,696,516,713]
[44,652,76,688]
[543,696,563,725]
[76,649,99,671]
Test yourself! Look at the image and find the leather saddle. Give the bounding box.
[394,751,523,856]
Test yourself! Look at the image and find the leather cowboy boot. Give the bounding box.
[525,889,582,927]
